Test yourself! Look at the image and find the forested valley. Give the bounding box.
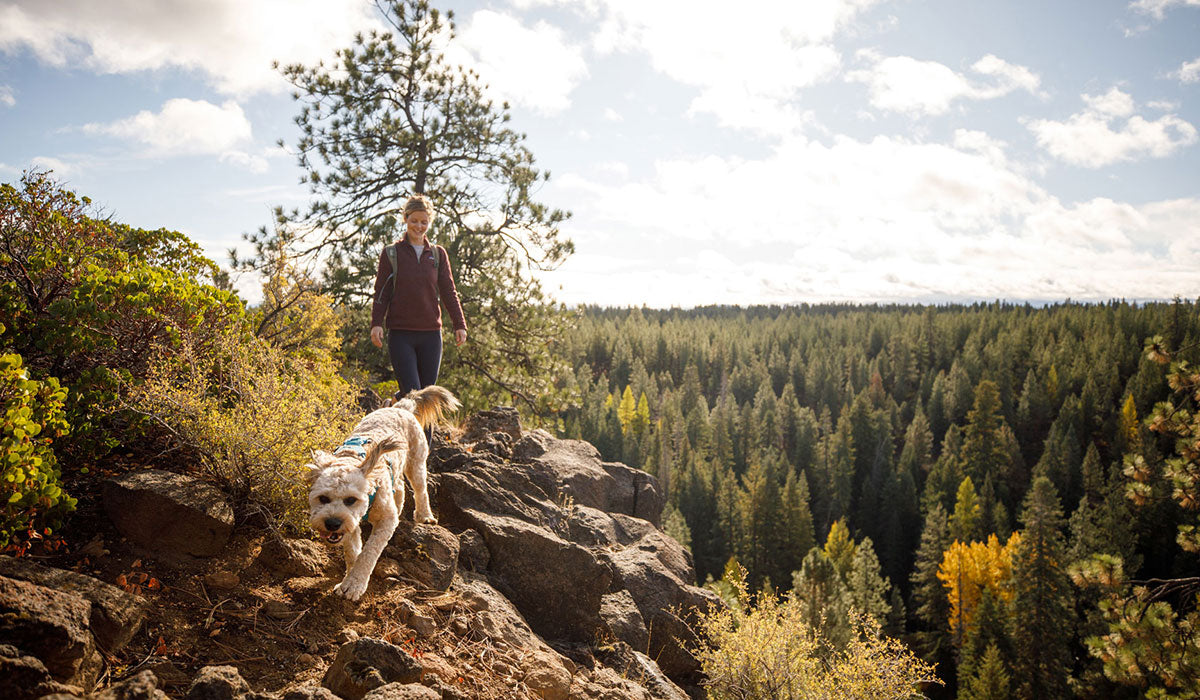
[549,301,1200,698]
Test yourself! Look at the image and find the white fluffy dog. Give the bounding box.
[305,385,459,601]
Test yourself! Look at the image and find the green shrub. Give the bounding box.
[0,170,241,457]
[0,338,74,554]
[125,324,360,531]
[692,566,941,700]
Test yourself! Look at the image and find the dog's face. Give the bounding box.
[305,451,373,544]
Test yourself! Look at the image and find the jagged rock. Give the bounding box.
[601,537,720,683]
[322,638,424,700]
[184,666,250,700]
[459,407,522,444]
[102,470,234,561]
[382,522,458,591]
[92,669,169,700]
[511,429,554,462]
[0,556,148,653]
[470,431,513,459]
[599,590,649,651]
[257,537,329,577]
[0,575,100,687]
[596,643,690,700]
[529,439,664,526]
[450,575,578,691]
[359,683,440,700]
[418,676,469,700]
[520,648,573,700]
[454,529,489,572]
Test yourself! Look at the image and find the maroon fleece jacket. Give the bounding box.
[370,239,467,332]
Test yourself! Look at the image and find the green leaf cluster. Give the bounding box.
[0,340,74,552]
[0,170,241,457]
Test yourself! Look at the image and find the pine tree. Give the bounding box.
[959,643,1012,700]
[1009,477,1073,700]
[951,476,983,544]
[910,505,952,663]
[260,0,573,412]
[779,469,815,584]
[961,380,1010,490]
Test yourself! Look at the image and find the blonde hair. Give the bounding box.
[402,194,434,221]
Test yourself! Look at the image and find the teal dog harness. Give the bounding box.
[334,437,400,525]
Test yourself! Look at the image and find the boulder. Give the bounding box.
[531,439,664,526]
[93,669,170,700]
[454,529,489,572]
[599,590,649,651]
[382,522,458,591]
[595,643,690,700]
[601,540,721,683]
[0,556,148,653]
[451,510,610,642]
[0,575,100,687]
[458,407,522,444]
[256,537,329,578]
[322,638,424,700]
[359,683,440,700]
[102,470,234,561]
[184,666,250,700]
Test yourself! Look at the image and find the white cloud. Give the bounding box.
[0,0,380,96]
[1177,57,1200,83]
[1130,0,1200,19]
[453,10,587,115]
[1027,87,1198,167]
[82,98,263,170]
[603,108,623,122]
[29,156,78,177]
[539,130,1200,306]
[848,51,1042,116]
[0,85,13,107]
[578,0,879,135]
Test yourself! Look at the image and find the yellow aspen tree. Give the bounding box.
[937,532,1021,646]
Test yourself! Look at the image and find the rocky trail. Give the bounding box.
[1,408,716,700]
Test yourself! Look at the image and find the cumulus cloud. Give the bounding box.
[848,51,1042,116]
[81,98,266,170]
[573,0,880,135]
[537,129,1200,307]
[452,10,588,115]
[0,0,379,96]
[0,84,13,107]
[1130,0,1200,19]
[1177,57,1200,83]
[1027,87,1198,167]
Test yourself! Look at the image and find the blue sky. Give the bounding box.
[1,0,1198,307]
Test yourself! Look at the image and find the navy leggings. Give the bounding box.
[387,329,442,395]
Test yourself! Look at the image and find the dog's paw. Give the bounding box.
[416,513,438,526]
[333,576,368,601]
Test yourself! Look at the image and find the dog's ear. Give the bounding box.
[304,463,322,485]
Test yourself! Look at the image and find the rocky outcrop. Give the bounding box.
[432,409,717,693]
[7,407,708,700]
[102,470,234,562]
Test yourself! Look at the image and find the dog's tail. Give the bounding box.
[399,385,461,428]
[360,435,403,476]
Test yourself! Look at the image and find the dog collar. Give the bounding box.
[336,436,372,457]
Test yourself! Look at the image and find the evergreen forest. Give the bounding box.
[549,301,1200,698]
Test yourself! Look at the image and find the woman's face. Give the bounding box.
[405,210,431,242]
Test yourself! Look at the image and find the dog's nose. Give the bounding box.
[324,517,343,532]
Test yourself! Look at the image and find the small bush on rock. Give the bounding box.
[692,566,940,700]
[126,324,359,531]
[0,336,74,553]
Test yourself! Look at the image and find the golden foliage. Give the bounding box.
[693,566,941,699]
[126,326,360,531]
[936,532,1021,642]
